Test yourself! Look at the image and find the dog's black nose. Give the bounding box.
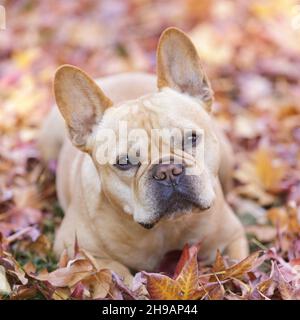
[152,163,184,186]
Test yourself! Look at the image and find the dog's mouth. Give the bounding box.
[138,184,210,230]
[157,187,206,217]
[138,222,156,229]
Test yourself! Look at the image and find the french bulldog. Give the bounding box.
[39,27,248,284]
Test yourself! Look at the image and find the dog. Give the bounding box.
[39,27,248,284]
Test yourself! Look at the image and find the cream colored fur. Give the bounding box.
[38,28,248,284]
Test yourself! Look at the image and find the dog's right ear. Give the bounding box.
[54,65,112,152]
[157,27,213,111]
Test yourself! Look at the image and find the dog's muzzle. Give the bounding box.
[150,162,207,217]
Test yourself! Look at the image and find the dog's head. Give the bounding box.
[54,28,220,228]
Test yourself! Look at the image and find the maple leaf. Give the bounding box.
[173,243,200,278]
[223,251,261,280]
[145,273,182,300]
[176,253,199,299]
[145,245,203,300]
[212,249,226,273]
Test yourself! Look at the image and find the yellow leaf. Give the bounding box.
[146,251,200,300]
[176,253,199,300]
[82,269,112,299]
[52,288,70,300]
[224,251,261,280]
[13,48,39,69]
[251,0,296,19]
[146,274,182,300]
[254,149,285,191]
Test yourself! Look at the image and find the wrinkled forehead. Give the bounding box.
[99,88,209,133]
[91,89,212,165]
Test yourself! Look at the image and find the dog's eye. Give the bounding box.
[114,155,134,170]
[189,133,198,145]
[184,132,199,149]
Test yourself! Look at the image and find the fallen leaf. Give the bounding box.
[32,257,94,287]
[0,265,11,295]
[81,269,112,299]
[223,251,261,280]
[145,273,182,300]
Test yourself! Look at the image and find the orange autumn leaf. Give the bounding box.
[146,246,201,300]
[173,243,199,278]
[209,251,260,285]
[267,207,289,227]
[209,249,227,283]
[212,249,226,273]
[267,205,300,234]
[146,274,182,300]
[223,251,261,280]
[146,248,262,300]
[234,148,287,205]
[286,206,300,234]
[254,149,286,192]
[176,253,199,300]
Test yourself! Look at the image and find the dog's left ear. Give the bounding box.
[157,27,213,111]
[54,65,113,152]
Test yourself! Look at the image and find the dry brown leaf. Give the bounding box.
[26,234,51,257]
[0,265,11,294]
[212,249,226,273]
[223,251,261,280]
[209,284,225,300]
[33,258,94,287]
[81,269,112,299]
